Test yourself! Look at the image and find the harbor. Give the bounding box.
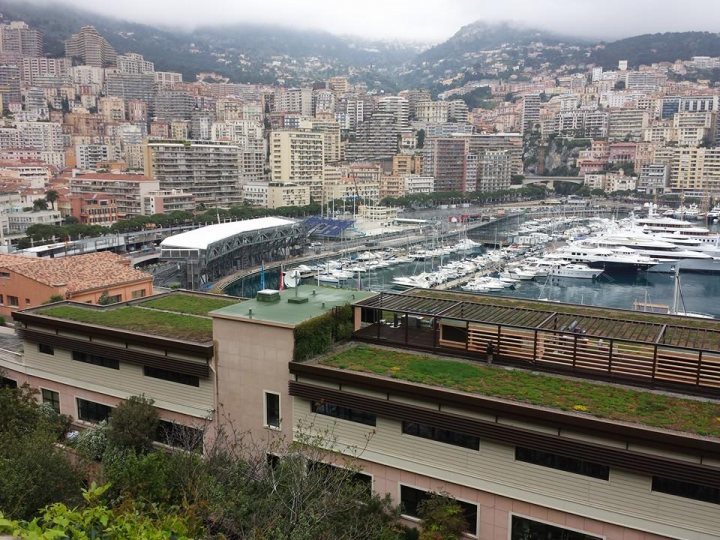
[224,203,720,319]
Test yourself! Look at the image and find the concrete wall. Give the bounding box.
[213,317,295,442]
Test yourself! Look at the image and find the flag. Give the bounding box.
[260,260,266,290]
[279,265,284,291]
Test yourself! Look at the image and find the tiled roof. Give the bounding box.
[0,252,152,293]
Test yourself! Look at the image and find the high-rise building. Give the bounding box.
[478,150,512,192]
[521,94,541,134]
[422,137,476,192]
[70,172,160,217]
[116,53,154,74]
[153,90,195,121]
[64,26,117,68]
[669,146,720,193]
[269,130,324,201]
[638,163,669,194]
[0,64,21,109]
[0,21,42,57]
[20,57,70,85]
[273,87,312,116]
[345,112,399,162]
[608,109,650,142]
[75,144,114,170]
[377,96,409,128]
[415,101,449,124]
[144,141,243,207]
[299,118,341,163]
[105,71,155,106]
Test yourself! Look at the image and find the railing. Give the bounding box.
[355,318,720,396]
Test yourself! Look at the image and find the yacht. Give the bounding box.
[545,245,657,273]
[584,232,713,262]
[549,263,603,280]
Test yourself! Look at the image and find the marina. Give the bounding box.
[225,205,720,320]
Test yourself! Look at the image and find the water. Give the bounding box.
[490,272,720,318]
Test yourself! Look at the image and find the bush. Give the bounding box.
[418,493,468,540]
[107,395,159,453]
[73,420,109,460]
[293,304,353,361]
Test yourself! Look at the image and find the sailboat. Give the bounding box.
[668,265,713,319]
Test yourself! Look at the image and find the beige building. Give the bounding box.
[69,172,159,218]
[670,146,720,193]
[608,109,650,141]
[242,181,310,209]
[64,26,117,68]
[269,130,324,202]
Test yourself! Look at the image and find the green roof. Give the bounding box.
[320,345,720,438]
[35,291,243,343]
[211,285,375,326]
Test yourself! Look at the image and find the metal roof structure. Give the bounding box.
[356,291,720,352]
[160,217,297,251]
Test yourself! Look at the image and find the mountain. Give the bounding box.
[590,31,720,69]
[0,0,420,85]
[418,21,584,63]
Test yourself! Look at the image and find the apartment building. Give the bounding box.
[6,209,61,233]
[144,141,243,207]
[392,154,423,177]
[608,109,650,142]
[64,26,117,68]
[3,285,719,540]
[521,94,541,133]
[116,53,154,74]
[142,189,196,215]
[638,164,669,194]
[416,101,450,124]
[0,21,42,57]
[69,193,119,226]
[241,181,310,209]
[269,130,324,202]
[477,150,512,192]
[377,96,410,128]
[345,112,399,162]
[69,172,159,218]
[299,118,341,163]
[422,137,476,192]
[404,175,435,195]
[670,146,720,192]
[20,57,70,85]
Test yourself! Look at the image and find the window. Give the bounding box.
[72,351,119,369]
[7,295,18,307]
[308,461,372,496]
[400,485,477,536]
[156,420,203,452]
[402,421,479,450]
[42,389,60,412]
[515,447,609,480]
[25,298,30,305]
[0,271,9,278]
[264,391,280,428]
[511,515,601,540]
[652,476,720,505]
[76,398,112,423]
[1,376,17,389]
[38,343,54,355]
[311,400,376,426]
[0,294,3,304]
[131,289,146,299]
[143,366,199,387]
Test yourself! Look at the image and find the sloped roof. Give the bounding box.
[0,252,151,293]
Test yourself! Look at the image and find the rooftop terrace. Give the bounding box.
[319,344,720,438]
[211,285,375,327]
[36,292,242,343]
[353,290,720,396]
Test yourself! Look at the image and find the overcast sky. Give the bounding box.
[42,0,720,42]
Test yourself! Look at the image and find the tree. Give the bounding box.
[45,190,59,210]
[417,493,468,540]
[0,381,81,520]
[614,80,626,90]
[97,290,118,305]
[32,198,48,211]
[43,294,65,304]
[416,129,426,149]
[106,395,159,454]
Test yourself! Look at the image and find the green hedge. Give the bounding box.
[293,305,353,362]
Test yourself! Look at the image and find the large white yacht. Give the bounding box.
[545,245,658,273]
[584,232,713,262]
[548,263,603,279]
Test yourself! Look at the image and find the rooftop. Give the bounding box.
[159,216,297,250]
[34,292,242,343]
[319,344,720,438]
[0,252,151,293]
[211,285,375,327]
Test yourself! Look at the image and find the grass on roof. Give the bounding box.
[321,345,720,437]
[139,293,240,316]
[39,305,213,342]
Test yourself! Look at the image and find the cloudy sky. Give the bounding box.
[40,0,720,42]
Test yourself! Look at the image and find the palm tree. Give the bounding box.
[45,190,59,210]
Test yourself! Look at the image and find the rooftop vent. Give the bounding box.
[256,289,281,303]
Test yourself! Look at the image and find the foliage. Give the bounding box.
[139,293,239,315]
[97,290,118,305]
[73,420,110,461]
[107,395,159,454]
[32,198,48,211]
[294,304,354,361]
[453,86,494,110]
[45,190,59,210]
[321,346,720,436]
[380,186,547,209]
[0,383,82,520]
[418,493,468,540]
[43,294,65,305]
[38,305,214,342]
[0,483,200,539]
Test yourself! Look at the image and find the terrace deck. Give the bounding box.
[354,291,720,397]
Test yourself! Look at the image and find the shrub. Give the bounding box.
[73,420,109,461]
[106,395,159,454]
[418,493,468,540]
[293,304,353,361]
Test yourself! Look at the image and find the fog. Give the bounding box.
[26,0,720,42]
